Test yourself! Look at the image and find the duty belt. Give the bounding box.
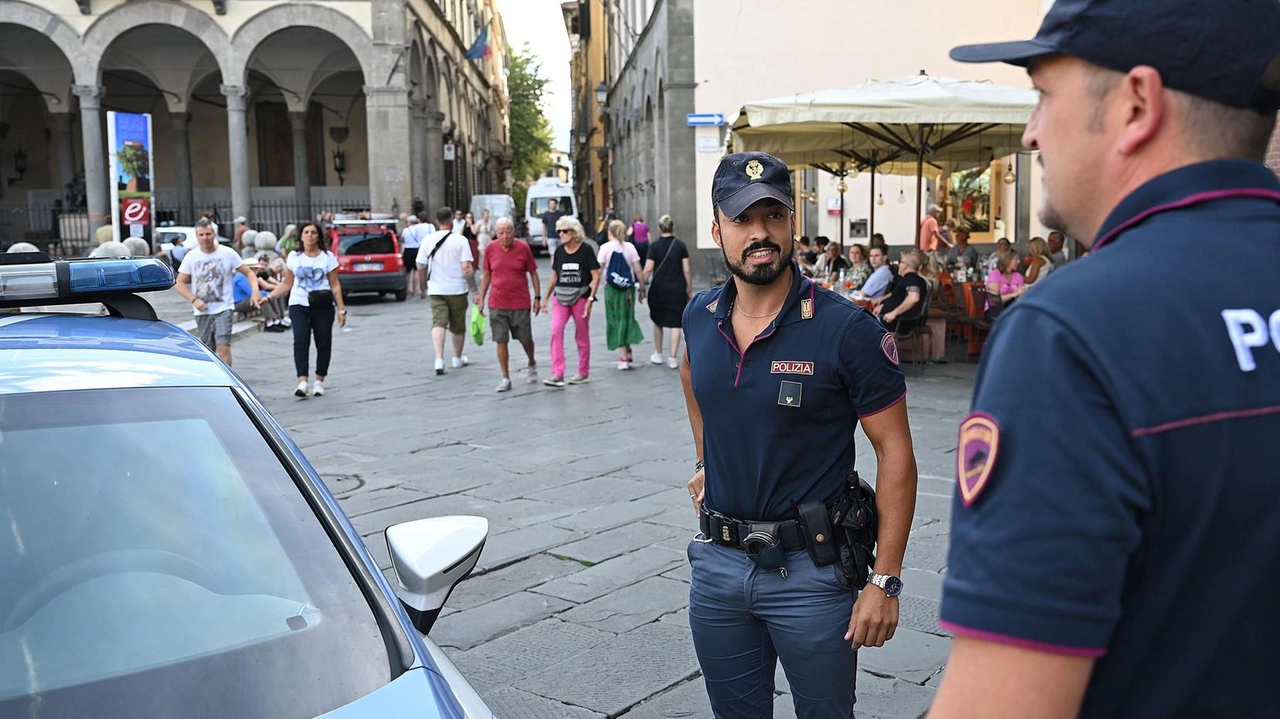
[700,509,807,551]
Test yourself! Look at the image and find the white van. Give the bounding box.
[524,177,577,254]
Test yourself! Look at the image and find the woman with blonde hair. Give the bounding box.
[598,219,646,369]
[541,215,600,387]
[1025,236,1055,284]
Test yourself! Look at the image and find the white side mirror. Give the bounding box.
[386,515,488,635]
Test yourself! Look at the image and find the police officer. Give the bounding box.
[930,1,1280,717]
[680,151,919,718]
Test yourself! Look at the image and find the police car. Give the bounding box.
[0,252,493,718]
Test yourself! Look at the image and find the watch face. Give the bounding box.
[883,576,903,597]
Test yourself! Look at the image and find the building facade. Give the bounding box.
[561,0,611,231]
[0,0,511,248]
[592,0,1048,276]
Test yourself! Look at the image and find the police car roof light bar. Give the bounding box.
[0,252,174,320]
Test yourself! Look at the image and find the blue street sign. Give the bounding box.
[686,113,725,127]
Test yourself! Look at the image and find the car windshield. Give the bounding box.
[532,196,573,215]
[0,387,392,718]
[337,232,396,255]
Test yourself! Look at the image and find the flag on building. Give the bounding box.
[464,25,490,61]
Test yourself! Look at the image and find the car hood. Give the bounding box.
[316,667,464,718]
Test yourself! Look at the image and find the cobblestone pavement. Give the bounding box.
[145,270,974,718]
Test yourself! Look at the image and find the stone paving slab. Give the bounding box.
[478,523,587,571]
[851,670,937,719]
[858,628,951,685]
[553,521,685,565]
[532,545,685,604]
[619,676,713,718]
[481,687,604,718]
[551,498,669,533]
[337,485,437,518]
[349,495,504,536]
[432,590,573,651]
[559,576,689,634]
[526,474,669,507]
[452,618,616,692]
[903,539,950,574]
[515,622,700,717]
[448,553,583,611]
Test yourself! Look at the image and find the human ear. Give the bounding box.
[1116,66,1166,156]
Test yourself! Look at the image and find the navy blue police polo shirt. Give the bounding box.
[941,160,1280,717]
[684,262,906,522]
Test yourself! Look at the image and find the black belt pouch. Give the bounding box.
[309,289,335,307]
[796,501,839,566]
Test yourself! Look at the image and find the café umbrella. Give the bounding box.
[730,73,1038,240]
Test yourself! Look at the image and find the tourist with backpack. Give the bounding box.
[598,219,646,370]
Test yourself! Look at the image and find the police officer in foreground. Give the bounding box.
[931,1,1280,717]
[680,152,918,718]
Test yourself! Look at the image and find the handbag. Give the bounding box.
[553,285,589,307]
[308,289,335,307]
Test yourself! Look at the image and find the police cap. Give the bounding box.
[950,0,1280,113]
[713,152,794,219]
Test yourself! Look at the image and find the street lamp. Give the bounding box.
[595,82,608,107]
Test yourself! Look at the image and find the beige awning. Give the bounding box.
[730,73,1038,175]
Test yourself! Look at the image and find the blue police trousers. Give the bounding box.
[687,537,857,719]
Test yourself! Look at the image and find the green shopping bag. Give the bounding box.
[469,304,486,346]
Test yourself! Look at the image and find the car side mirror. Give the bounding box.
[386,515,488,635]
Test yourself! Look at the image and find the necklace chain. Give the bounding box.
[733,301,783,319]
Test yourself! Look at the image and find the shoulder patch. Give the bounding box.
[880,333,899,366]
[706,299,719,313]
[957,412,1001,507]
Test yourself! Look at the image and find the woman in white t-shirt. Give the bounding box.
[267,222,347,397]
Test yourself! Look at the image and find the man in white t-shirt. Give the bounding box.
[175,218,262,365]
[417,207,477,375]
[401,214,430,298]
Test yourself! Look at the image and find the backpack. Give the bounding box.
[605,247,633,290]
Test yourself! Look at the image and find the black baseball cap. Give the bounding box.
[712,152,794,219]
[950,0,1280,113]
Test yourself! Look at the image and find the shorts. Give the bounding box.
[430,293,468,334]
[490,308,532,344]
[402,247,419,272]
[194,310,233,349]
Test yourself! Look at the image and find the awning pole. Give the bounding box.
[869,165,876,239]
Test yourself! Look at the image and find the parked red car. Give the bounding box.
[327,220,407,302]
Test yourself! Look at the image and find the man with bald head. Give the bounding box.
[475,217,542,392]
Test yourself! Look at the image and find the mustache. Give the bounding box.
[741,240,783,261]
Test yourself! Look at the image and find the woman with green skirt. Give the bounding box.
[597,219,647,370]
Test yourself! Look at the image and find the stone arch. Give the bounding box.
[0,0,90,85]
[229,4,375,87]
[83,1,232,85]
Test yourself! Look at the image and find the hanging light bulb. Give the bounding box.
[1003,164,1016,185]
[836,178,848,194]
[897,189,906,204]
[849,165,860,179]
[876,194,885,207]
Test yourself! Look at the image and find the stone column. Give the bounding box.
[424,110,445,213]
[51,113,77,190]
[410,99,428,212]
[363,85,413,214]
[221,84,252,225]
[288,111,311,217]
[73,85,108,231]
[170,112,195,218]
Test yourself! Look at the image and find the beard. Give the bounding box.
[722,239,792,286]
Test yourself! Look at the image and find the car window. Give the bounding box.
[337,232,396,255]
[531,196,574,215]
[156,232,187,245]
[0,387,392,718]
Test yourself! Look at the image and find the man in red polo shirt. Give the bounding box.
[475,217,543,392]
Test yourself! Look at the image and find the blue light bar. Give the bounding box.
[67,258,175,295]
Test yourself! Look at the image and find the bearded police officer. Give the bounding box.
[931,1,1280,717]
[680,152,918,718]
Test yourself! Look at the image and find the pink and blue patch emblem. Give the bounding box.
[957,412,1001,506]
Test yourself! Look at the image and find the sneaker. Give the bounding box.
[649,352,665,365]
[434,358,446,375]
[568,374,591,384]
[496,377,512,392]
[280,318,292,327]
[294,380,310,397]
[452,355,470,369]
[525,367,539,384]
[543,375,566,388]
[266,322,288,333]
[617,360,632,371]
[312,380,325,396]
[667,357,680,370]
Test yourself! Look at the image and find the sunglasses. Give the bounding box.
[557,229,573,234]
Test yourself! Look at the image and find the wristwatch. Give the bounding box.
[867,572,903,598]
